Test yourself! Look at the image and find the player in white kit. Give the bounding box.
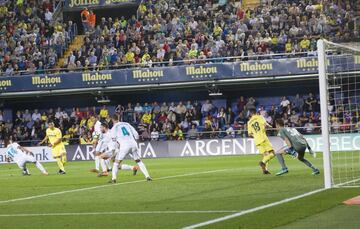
[97,122,139,177]
[90,116,112,173]
[5,140,48,176]
[109,114,152,183]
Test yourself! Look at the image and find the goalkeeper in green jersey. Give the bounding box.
[275,119,320,176]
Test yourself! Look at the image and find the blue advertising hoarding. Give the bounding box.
[1,56,359,93]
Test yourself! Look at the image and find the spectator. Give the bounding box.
[99,105,109,119]
[81,7,90,33]
[150,127,159,141]
[293,94,304,112]
[32,109,41,121]
[187,124,199,140]
[44,8,53,22]
[304,120,315,134]
[142,110,152,125]
[201,100,213,116]
[305,93,317,112]
[89,10,96,31]
[280,96,290,113]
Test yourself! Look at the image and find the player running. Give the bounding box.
[6,140,48,176]
[38,120,67,174]
[96,122,139,177]
[109,114,151,183]
[90,116,112,173]
[275,119,320,176]
[247,108,281,174]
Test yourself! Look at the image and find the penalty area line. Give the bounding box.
[183,188,326,229]
[0,168,232,205]
[0,210,238,217]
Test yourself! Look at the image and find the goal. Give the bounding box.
[318,40,360,188]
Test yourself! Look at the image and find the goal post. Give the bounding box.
[317,39,360,188]
[317,39,332,189]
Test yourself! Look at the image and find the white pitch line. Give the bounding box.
[0,210,238,217]
[334,177,360,187]
[183,188,326,229]
[0,169,231,205]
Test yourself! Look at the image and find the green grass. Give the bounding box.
[0,155,359,229]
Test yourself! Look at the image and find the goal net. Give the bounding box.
[318,40,360,188]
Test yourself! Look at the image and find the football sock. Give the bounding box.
[100,159,107,172]
[120,164,134,170]
[262,152,275,164]
[35,161,47,173]
[56,158,65,171]
[61,154,67,165]
[299,158,317,171]
[112,162,119,180]
[276,154,287,170]
[105,159,112,170]
[137,161,150,178]
[95,156,100,171]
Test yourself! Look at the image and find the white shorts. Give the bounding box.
[115,143,141,161]
[95,139,108,153]
[13,154,36,168]
[101,150,113,159]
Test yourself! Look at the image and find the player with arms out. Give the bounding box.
[38,120,67,174]
[275,119,319,176]
[6,139,48,176]
[109,114,151,183]
[97,122,139,177]
[247,108,284,174]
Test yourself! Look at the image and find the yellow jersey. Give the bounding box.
[46,127,64,148]
[99,109,108,118]
[247,115,269,145]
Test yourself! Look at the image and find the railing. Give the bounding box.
[51,0,66,25]
[0,51,314,77]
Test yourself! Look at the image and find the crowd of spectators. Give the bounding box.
[1,0,359,75]
[1,93,359,146]
[0,0,77,76]
[62,0,359,70]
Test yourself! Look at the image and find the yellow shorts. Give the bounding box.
[256,140,274,154]
[52,144,66,158]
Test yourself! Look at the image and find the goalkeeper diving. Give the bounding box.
[275,119,320,176]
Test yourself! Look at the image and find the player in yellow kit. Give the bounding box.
[247,108,275,174]
[38,120,67,174]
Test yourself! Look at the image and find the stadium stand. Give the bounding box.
[0,0,77,76]
[1,0,358,75]
[2,92,359,147]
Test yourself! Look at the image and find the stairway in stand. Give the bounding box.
[55,35,85,70]
[243,0,260,9]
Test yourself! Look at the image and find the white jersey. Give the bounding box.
[95,131,112,153]
[5,143,26,159]
[93,120,102,140]
[6,142,36,167]
[111,122,139,146]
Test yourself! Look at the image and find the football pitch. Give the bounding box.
[0,155,359,229]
